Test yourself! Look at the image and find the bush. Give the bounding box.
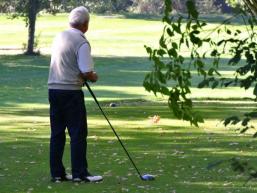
[83,0,133,13]
[130,0,164,15]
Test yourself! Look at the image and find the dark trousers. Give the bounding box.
[48,89,88,178]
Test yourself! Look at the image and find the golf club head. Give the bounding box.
[141,174,155,181]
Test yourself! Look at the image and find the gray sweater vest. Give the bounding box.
[48,29,88,90]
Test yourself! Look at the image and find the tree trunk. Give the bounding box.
[243,0,257,16]
[62,0,68,12]
[25,0,38,55]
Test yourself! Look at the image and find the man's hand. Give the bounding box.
[79,71,98,83]
[90,71,98,82]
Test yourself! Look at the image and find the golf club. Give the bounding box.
[84,82,155,181]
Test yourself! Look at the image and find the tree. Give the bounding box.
[144,0,257,127]
[1,0,64,55]
[0,0,134,55]
[26,0,39,55]
[144,0,257,179]
[172,0,229,14]
[131,0,165,14]
[215,0,233,13]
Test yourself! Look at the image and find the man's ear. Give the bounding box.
[83,21,89,33]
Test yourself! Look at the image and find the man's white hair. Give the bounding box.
[69,6,90,26]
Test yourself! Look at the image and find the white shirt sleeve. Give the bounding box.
[77,43,94,73]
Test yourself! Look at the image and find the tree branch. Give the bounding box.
[243,0,257,16]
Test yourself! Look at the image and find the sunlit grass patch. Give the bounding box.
[1,96,257,192]
[0,13,257,192]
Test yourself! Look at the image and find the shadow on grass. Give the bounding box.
[0,75,257,193]
[121,12,247,25]
[0,54,246,108]
[0,112,256,192]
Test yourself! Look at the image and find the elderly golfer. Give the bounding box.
[48,6,102,183]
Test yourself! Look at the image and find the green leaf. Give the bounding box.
[240,127,249,134]
[186,20,192,30]
[253,132,257,138]
[223,116,240,126]
[245,51,254,64]
[198,68,206,76]
[201,22,207,27]
[192,30,200,34]
[186,0,199,19]
[189,32,202,46]
[254,84,257,97]
[217,39,227,46]
[157,71,166,84]
[157,49,166,56]
[248,18,254,29]
[164,0,172,17]
[241,76,253,89]
[167,28,174,37]
[172,24,181,34]
[168,48,178,58]
[185,39,189,48]
[228,54,241,65]
[198,79,208,88]
[214,69,221,76]
[226,29,231,35]
[145,46,152,54]
[212,80,219,89]
[211,50,218,57]
[172,42,178,49]
[159,36,167,48]
[223,80,233,87]
[236,29,241,34]
[242,118,250,126]
[161,86,170,95]
[245,111,257,118]
[191,24,198,30]
[208,68,215,76]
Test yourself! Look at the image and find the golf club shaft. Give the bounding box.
[85,82,143,178]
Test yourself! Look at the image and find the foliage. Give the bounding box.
[0,0,134,14]
[0,0,64,54]
[144,0,257,180]
[1,0,60,16]
[63,0,133,13]
[226,0,243,7]
[130,0,164,14]
[144,0,208,126]
[208,157,257,183]
[195,0,219,13]
[144,0,257,128]
[172,0,228,14]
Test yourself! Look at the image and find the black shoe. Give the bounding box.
[51,174,72,183]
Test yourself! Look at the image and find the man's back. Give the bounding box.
[48,29,87,90]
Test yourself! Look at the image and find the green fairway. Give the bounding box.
[0,14,163,56]
[0,14,257,193]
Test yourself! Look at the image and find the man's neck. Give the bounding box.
[70,27,84,34]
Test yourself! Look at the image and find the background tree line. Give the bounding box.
[0,0,236,55]
[0,0,235,15]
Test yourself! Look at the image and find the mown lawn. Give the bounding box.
[1,54,257,193]
[0,14,257,193]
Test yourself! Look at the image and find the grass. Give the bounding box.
[0,14,257,193]
[0,13,252,56]
[1,54,257,193]
[0,14,163,56]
